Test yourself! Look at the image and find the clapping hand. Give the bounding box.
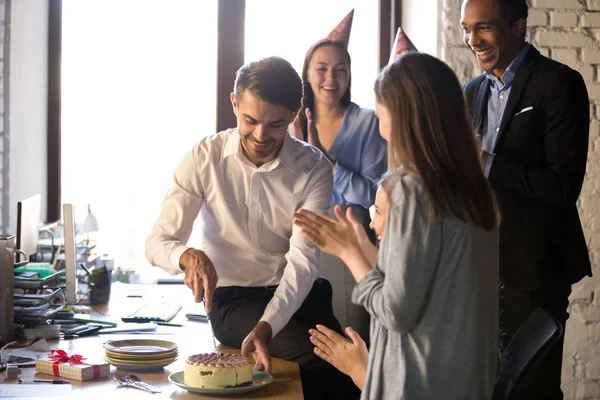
[288,112,304,140]
[305,108,320,148]
[309,324,368,390]
[293,206,360,260]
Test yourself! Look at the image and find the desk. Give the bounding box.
[7,283,303,399]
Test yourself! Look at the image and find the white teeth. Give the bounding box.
[475,48,493,56]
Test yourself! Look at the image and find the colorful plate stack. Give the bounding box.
[103,339,178,371]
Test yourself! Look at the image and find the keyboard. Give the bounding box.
[122,300,183,322]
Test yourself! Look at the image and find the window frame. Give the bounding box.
[46,0,401,221]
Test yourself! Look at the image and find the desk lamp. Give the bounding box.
[82,204,99,247]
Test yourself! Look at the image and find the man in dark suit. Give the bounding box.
[460,0,591,398]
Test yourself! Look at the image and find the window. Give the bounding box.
[58,1,388,279]
[245,1,380,109]
[61,0,218,276]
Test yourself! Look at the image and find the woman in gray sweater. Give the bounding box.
[293,52,500,399]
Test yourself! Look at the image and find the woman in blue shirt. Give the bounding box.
[289,39,387,342]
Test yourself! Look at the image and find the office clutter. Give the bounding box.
[1,211,115,345]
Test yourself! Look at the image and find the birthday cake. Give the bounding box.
[184,352,253,388]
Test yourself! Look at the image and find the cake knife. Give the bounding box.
[203,301,220,356]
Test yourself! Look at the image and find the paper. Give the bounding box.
[0,339,51,366]
[0,383,71,398]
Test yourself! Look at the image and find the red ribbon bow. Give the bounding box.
[49,349,101,379]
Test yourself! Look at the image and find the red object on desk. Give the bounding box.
[49,349,101,379]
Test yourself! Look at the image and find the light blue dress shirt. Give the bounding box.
[328,102,387,208]
[482,42,531,177]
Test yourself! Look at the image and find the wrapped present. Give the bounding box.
[36,349,110,381]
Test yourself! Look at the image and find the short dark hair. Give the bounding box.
[499,0,529,24]
[233,56,303,111]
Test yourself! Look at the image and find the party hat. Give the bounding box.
[326,9,354,48]
[388,27,418,65]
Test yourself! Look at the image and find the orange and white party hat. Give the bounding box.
[388,27,418,65]
[326,9,355,48]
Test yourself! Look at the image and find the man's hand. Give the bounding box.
[241,321,273,374]
[309,325,368,390]
[179,249,218,312]
[474,134,489,172]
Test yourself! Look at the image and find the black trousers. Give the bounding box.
[209,278,361,400]
[333,204,374,345]
[500,284,571,400]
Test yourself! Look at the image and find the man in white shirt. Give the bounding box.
[146,57,360,399]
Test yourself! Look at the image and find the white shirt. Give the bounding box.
[146,128,333,336]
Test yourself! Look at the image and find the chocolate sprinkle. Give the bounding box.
[186,352,252,367]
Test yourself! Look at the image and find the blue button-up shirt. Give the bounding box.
[482,42,531,177]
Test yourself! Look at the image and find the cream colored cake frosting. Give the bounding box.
[184,352,253,388]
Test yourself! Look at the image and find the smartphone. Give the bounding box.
[186,313,208,322]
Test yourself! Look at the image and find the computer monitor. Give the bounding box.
[16,194,41,263]
[63,203,78,304]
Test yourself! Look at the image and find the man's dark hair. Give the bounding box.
[233,56,303,111]
[500,0,529,24]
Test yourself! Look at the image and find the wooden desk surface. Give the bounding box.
[7,283,303,399]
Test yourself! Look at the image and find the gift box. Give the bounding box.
[36,349,110,381]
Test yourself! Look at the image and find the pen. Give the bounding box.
[156,322,184,327]
[52,319,80,325]
[76,325,103,337]
[60,333,79,339]
[71,317,118,327]
[19,379,70,384]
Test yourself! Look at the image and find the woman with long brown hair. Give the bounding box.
[294,52,500,399]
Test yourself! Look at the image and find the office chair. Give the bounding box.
[492,308,564,400]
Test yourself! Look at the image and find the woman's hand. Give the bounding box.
[305,108,320,148]
[309,324,368,390]
[294,206,375,281]
[288,112,304,140]
[293,206,359,260]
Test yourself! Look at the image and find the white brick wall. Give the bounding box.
[551,11,579,27]
[533,0,584,9]
[529,9,548,26]
[590,0,600,11]
[441,0,600,398]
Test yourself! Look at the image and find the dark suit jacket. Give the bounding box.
[464,45,592,290]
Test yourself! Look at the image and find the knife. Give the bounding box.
[203,302,220,354]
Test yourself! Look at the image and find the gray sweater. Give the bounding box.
[352,171,499,400]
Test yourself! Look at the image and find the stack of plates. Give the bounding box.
[103,339,178,371]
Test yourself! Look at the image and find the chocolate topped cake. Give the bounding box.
[184,352,253,388]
